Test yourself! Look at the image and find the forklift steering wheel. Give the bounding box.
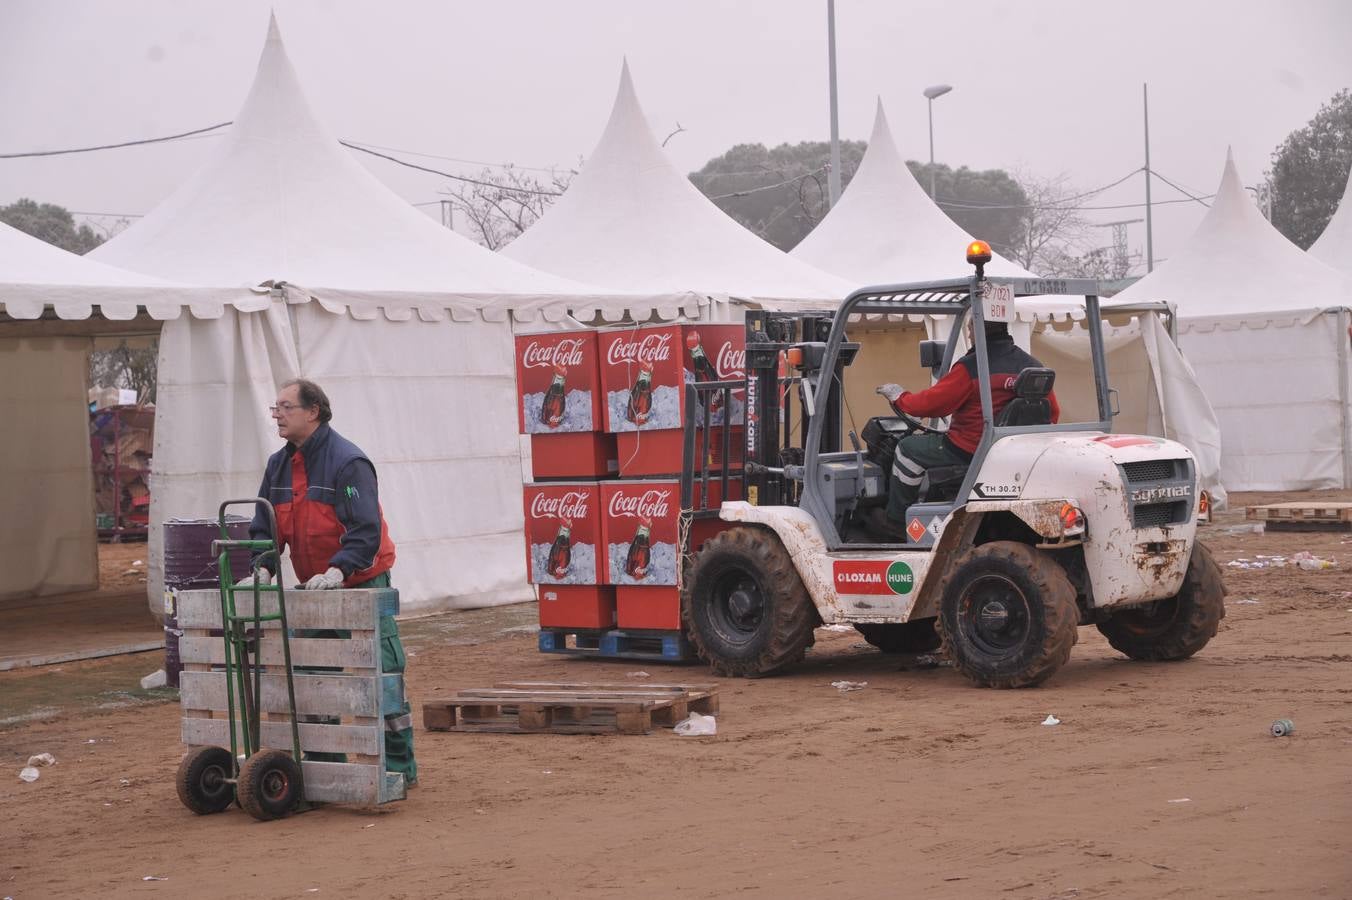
[898,410,938,435]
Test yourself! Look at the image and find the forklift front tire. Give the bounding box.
[237,749,303,821]
[176,746,236,815]
[938,541,1078,688]
[682,526,819,677]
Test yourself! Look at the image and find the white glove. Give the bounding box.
[303,566,345,591]
[876,383,904,403]
[235,569,273,587]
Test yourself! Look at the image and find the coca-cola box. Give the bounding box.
[599,478,742,588]
[514,330,616,479]
[515,330,602,434]
[598,324,746,477]
[522,482,604,585]
[538,584,616,630]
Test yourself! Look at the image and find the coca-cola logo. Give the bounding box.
[608,489,671,520]
[529,491,590,520]
[522,338,586,369]
[715,342,746,379]
[606,332,673,366]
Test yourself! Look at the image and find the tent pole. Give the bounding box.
[1338,308,1351,489]
[1143,83,1154,273]
[826,0,842,207]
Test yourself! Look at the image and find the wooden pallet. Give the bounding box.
[1246,502,1352,532]
[422,682,719,735]
[537,628,695,662]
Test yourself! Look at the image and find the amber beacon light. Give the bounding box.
[966,240,992,266]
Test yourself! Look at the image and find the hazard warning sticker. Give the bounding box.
[907,518,927,542]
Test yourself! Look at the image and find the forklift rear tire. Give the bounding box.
[176,746,235,815]
[237,749,303,821]
[938,541,1078,688]
[682,526,820,677]
[1096,542,1226,661]
[854,620,942,654]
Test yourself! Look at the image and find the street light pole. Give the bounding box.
[827,0,842,206]
[923,84,952,201]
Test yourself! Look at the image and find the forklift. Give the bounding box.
[678,241,1224,688]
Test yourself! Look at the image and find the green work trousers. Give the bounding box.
[297,572,417,785]
[886,432,970,523]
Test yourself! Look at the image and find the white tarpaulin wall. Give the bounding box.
[1176,309,1350,492]
[0,336,100,600]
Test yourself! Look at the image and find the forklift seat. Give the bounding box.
[994,368,1056,427]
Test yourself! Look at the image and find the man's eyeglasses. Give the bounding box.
[269,402,307,414]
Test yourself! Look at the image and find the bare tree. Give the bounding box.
[1008,170,1091,274]
[90,339,159,403]
[441,164,575,250]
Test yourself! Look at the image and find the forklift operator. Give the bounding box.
[876,320,1060,526]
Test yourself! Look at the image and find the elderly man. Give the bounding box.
[242,378,416,786]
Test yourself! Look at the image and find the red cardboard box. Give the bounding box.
[530,432,618,480]
[598,324,745,476]
[522,482,604,585]
[600,478,741,587]
[515,330,603,434]
[516,330,615,479]
[538,584,616,630]
[616,585,681,631]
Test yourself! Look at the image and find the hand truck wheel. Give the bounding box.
[176,746,236,815]
[237,749,303,821]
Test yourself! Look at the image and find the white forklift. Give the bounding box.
[678,242,1224,688]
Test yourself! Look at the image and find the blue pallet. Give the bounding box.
[538,628,695,662]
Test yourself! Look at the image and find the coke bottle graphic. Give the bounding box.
[547,518,572,579]
[539,362,568,429]
[686,331,723,415]
[625,359,655,426]
[624,516,652,580]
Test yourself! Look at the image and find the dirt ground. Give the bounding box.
[2,491,1350,898]
[0,543,161,669]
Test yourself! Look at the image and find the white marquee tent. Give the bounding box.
[1309,164,1352,276]
[791,102,1223,497]
[504,63,855,304]
[1111,151,1352,492]
[0,222,262,602]
[85,16,697,617]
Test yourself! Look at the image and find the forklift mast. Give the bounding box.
[743,310,846,508]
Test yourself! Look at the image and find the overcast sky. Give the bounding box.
[2,0,1349,269]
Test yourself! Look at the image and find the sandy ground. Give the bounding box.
[2,492,1350,898]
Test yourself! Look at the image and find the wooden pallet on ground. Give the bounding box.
[1245,502,1352,532]
[422,682,720,735]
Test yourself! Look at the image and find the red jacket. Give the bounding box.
[892,336,1060,454]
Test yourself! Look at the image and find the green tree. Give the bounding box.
[0,197,105,254]
[690,142,1029,253]
[690,140,866,252]
[1269,89,1352,249]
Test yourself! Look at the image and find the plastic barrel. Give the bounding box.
[162,516,253,687]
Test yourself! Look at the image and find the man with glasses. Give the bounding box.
[241,378,416,786]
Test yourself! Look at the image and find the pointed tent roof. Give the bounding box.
[793,100,1034,283]
[91,14,597,304]
[1,221,253,320]
[1111,150,1352,317]
[503,62,854,303]
[1308,164,1352,276]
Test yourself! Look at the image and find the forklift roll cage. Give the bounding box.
[682,274,1124,553]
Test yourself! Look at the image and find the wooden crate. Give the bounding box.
[176,587,406,806]
[423,681,720,735]
[1245,502,1352,532]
